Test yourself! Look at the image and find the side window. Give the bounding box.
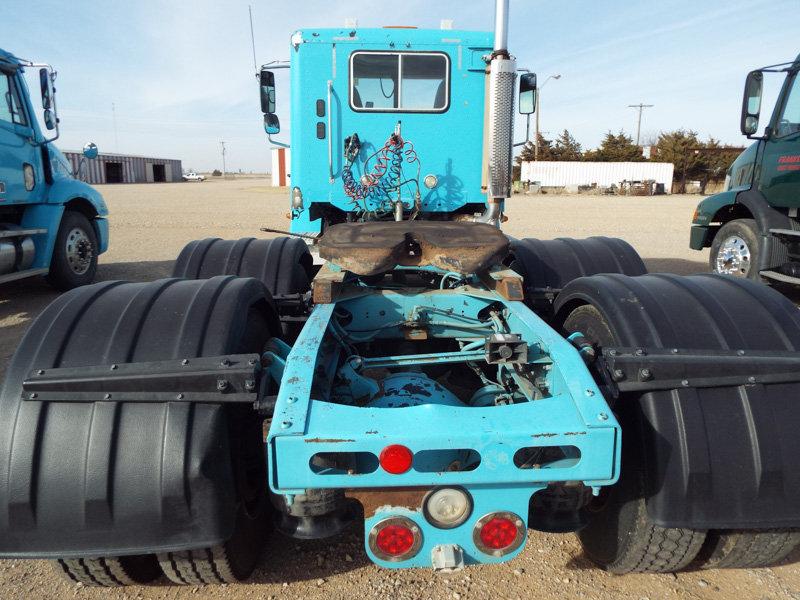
[9,77,28,126]
[776,73,800,137]
[0,74,29,126]
[0,76,13,123]
[350,52,449,113]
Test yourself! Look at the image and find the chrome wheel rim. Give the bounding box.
[715,235,751,277]
[65,227,93,275]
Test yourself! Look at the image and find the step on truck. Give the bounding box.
[0,49,107,289]
[1,1,799,587]
[691,54,800,285]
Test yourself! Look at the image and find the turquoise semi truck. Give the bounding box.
[691,54,800,284]
[0,49,107,289]
[1,2,799,588]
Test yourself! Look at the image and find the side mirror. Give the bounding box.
[264,113,280,135]
[519,72,537,115]
[260,69,276,114]
[741,70,763,136]
[39,68,53,110]
[83,142,99,159]
[43,109,56,131]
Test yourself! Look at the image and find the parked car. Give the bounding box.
[182,171,205,182]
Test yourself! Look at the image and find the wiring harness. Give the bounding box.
[341,122,422,220]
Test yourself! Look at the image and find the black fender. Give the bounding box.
[735,190,795,270]
[510,237,646,312]
[554,273,800,529]
[172,237,313,296]
[0,276,277,557]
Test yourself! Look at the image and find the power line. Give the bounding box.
[628,103,653,146]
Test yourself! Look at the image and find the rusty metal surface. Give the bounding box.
[480,267,525,301]
[312,263,346,303]
[347,487,430,518]
[319,221,510,276]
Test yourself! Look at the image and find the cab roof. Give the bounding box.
[0,48,22,72]
[290,28,493,48]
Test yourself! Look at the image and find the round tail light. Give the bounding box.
[379,444,413,474]
[473,511,525,556]
[368,516,423,562]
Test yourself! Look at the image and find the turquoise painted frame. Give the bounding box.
[266,285,620,568]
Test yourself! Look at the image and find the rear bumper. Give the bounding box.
[269,399,619,568]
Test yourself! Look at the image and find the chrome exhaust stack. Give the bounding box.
[477,0,516,226]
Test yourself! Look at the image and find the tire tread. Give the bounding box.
[54,556,159,586]
[157,544,240,585]
[699,529,800,569]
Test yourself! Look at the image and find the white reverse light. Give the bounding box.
[423,174,438,189]
[424,487,472,529]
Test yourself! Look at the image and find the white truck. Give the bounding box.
[182,171,205,182]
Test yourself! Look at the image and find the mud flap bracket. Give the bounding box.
[601,347,800,393]
[22,354,263,404]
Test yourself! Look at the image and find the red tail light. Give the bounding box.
[379,444,413,474]
[473,512,525,556]
[368,517,423,561]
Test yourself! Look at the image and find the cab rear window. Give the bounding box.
[350,52,449,113]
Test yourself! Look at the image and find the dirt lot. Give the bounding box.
[0,178,798,600]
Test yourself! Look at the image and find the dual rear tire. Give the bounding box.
[562,299,800,573]
[50,237,312,587]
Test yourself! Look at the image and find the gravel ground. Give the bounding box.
[0,178,798,600]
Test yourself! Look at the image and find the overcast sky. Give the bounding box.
[3,0,797,172]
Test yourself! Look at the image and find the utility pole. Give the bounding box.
[220,141,227,178]
[248,5,258,75]
[534,74,561,160]
[628,103,653,146]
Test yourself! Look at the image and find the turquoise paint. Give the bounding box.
[0,48,108,277]
[266,287,620,567]
[285,29,493,234]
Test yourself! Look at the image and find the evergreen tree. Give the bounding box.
[584,131,644,162]
[514,133,555,163]
[551,129,583,161]
[655,129,702,192]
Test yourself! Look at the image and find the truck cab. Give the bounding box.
[0,48,107,289]
[262,27,525,235]
[690,54,800,285]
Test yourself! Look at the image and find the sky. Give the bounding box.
[2,0,797,173]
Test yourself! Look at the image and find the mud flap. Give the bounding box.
[555,273,800,529]
[0,276,275,557]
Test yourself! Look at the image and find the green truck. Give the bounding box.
[691,54,800,284]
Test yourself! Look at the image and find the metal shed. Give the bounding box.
[63,151,183,184]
